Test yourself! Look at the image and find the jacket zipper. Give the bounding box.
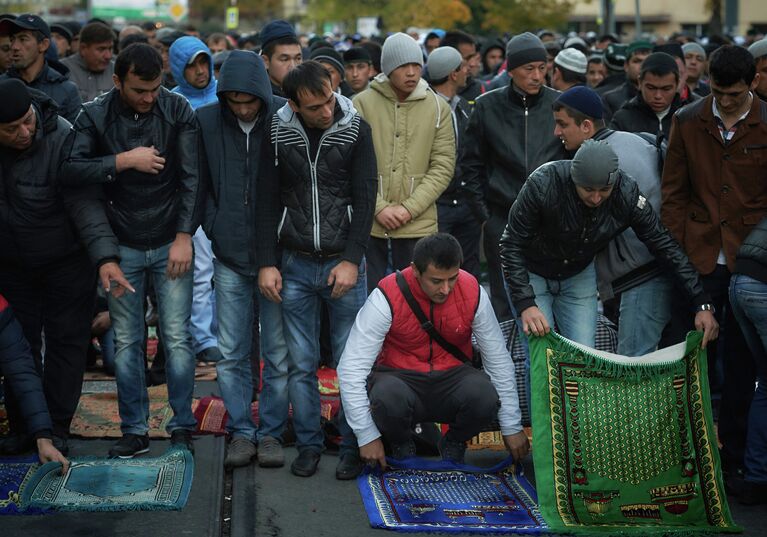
[293,125,335,252]
[523,98,529,178]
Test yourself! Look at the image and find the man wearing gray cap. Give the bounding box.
[499,140,718,349]
[550,48,587,92]
[353,32,454,293]
[748,38,767,102]
[426,47,482,278]
[461,31,566,321]
[683,42,710,97]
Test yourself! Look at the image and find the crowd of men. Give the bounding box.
[0,12,765,505]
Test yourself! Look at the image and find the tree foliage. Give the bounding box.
[189,0,283,24]
[480,0,573,34]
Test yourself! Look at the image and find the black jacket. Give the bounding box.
[0,60,81,123]
[499,160,709,313]
[0,295,53,438]
[0,91,117,269]
[198,50,285,276]
[735,216,767,284]
[259,94,377,266]
[595,72,626,96]
[610,92,694,140]
[602,81,637,122]
[62,87,204,249]
[460,83,566,220]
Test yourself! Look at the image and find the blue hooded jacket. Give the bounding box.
[170,36,217,110]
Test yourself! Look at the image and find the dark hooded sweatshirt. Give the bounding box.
[197,50,286,276]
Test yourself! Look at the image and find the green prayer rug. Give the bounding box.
[529,331,740,534]
[20,448,193,512]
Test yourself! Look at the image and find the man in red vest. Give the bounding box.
[337,233,529,468]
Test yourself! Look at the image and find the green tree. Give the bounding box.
[190,0,282,25]
[480,0,573,34]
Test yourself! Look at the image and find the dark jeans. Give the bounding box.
[438,201,481,280]
[484,205,512,321]
[662,264,756,470]
[366,237,418,294]
[0,253,96,438]
[368,365,500,445]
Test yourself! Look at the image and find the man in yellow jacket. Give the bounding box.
[353,32,455,292]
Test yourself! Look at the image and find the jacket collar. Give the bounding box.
[505,82,543,108]
[370,73,430,102]
[276,92,357,132]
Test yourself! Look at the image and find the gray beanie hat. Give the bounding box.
[682,42,706,59]
[381,32,424,76]
[555,48,588,74]
[426,46,463,81]
[749,38,767,60]
[505,32,547,70]
[571,140,620,188]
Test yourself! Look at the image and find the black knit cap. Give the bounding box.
[0,79,32,123]
[310,47,344,77]
[343,46,372,65]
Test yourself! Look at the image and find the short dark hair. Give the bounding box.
[360,41,382,73]
[639,53,679,82]
[282,60,331,105]
[440,30,476,52]
[207,32,232,50]
[79,22,115,45]
[709,45,756,86]
[118,33,148,52]
[140,21,157,32]
[115,43,162,81]
[261,35,300,59]
[552,100,606,128]
[554,64,587,85]
[412,233,463,273]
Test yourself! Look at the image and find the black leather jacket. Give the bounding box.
[0,91,117,268]
[499,160,710,313]
[735,216,767,284]
[62,87,204,249]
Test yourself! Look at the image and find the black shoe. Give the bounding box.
[335,452,364,480]
[391,439,416,460]
[0,433,34,455]
[170,429,195,454]
[196,347,223,363]
[438,435,467,464]
[739,481,767,506]
[291,449,320,477]
[52,435,69,456]
[109,434,150,458]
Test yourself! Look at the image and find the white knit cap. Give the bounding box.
[381,32,424,76]
[555,48,588,75]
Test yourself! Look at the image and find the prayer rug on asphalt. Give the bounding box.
[357,456,546,533]
[0,455,46,515]
[530,331,740,534]
[21,448,193,512]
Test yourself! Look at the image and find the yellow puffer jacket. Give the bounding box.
[353,74,455,239]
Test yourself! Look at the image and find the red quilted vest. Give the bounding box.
[376,267,480,372]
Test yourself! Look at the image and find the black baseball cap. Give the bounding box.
[0,13,51,39]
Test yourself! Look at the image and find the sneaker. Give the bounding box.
[290,449,320,477]
[224,437,257,468]
[196,347,223,363]
[438,435,467,464]
[109,434,150,458]
[170,429,195,454]
[336,451,364,480]
[391,439,416,460]
[258,436,285,468]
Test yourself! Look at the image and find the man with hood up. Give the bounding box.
[169,35,221,364]
[197,50,286,468]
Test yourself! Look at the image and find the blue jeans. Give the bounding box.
[256,289,291,443]
[213,260,258,441]
[192,227,218,354]
[617,274,673,356]
[729,274,767,484]
[108,243,197,435]
[528,262,598,347]
[279,251,367,453]
[99,327,116,376]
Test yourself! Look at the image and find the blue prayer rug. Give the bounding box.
[357,456,547,533]
[0,455,47,515]
[21,448,193,512]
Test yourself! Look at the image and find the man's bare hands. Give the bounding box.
[521,306,550,337]
[695,310,719,349]
[503,431,530,462]
[98,261,135,298]
[166,233,193,279]
[36,438,70,475]
[375,205,411,231]
[328,261,358,299]
[258,266,283,303]
[359,438,387,470]
[116,146,165,174]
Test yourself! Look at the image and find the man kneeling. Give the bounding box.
[337,234,529,469]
